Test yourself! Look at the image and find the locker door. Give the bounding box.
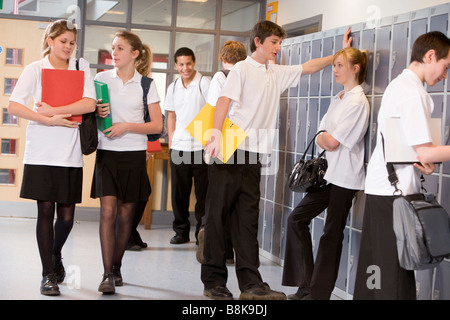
[258,199,265,244]
[429,14,449,93]
[299,41,311,97]
[319,97,330,121]
[312,217,325,259]
[441,176,450,213]
[348,230,361,296]
[289,43,301,97]
[265,172,275,202]
[410,18,428,49]
[281,207,292,260]
[286,99,297,152]
[431,95,444,174]
[369,97,382,154]
[296,98,308,152]
[361,28,375,93]
[263,201,274,252]
[306,98,319,147]
[274,152,285,204]
[278,99,287,151]
[272,204,283,257]
[283,152,295,208]
[391,22,409,81]
[374,26,392,94]
[310,39,322,97]
[335,227,349,292]
[444,95,450,174]
[321,37,334,96]
[416,269,433,300]
[333,34,344,95]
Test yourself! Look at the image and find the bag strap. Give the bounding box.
[381,132,426,196]
[141,76,153,123]
[302,130,326,160]
[75,59,79,71]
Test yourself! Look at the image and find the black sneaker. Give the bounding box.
[170,234,190,244]
[52,254,65,283]
[239,282,286,300]
[98,273,115,294]
[40,273,60,296]
[204,285,233,300]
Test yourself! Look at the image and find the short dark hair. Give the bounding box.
[250,20,286,53]
[174,47,195,63]
[410,31,450,64]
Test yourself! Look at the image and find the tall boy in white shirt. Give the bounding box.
[354,31,450,300]
[201,20,352,300]
[165,47,210,245]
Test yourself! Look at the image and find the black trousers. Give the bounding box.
[201,151,263,292]
[353,194,416,300]
[170,150,208,240]
[282,184,357,299]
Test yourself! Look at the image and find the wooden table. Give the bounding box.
[142,143,170,229]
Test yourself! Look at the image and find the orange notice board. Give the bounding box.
[266,1,278,23]
[41,68,84,123]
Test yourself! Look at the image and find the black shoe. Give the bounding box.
[98,273,115,294]
[288,287,310,300]
[204,285,233,300]
[112,265,123,286]
[40,274,60,296]
[170,234,190,244]
[52,254,65,283]
[239,282,286,300]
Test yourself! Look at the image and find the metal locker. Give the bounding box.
[265,172,275,202]
[310,39,322,97]
[429,13,449,93]
[351,191,366,231]
[299,41,311,97]
[391,21,409,82]
[283,152,295,208]
[374,25,392,94]
[289,43,301,98]
[278,99,288,151]
[281,207,292,260]
[333,33,344,95]
[287,99,297,152]
[444,96,450,174]
[260,167,267,199]
[440,177,450,213]
[321,37,334,97]
[335,227,349,292]
[319,97,330,121]
[306,98,319,148]
[361,28,375,93]
[312,217,325,260]
[422,174,439,199]
[431,95,444,175]
[348,230,362,296]
[434,260,450,300]
[416,269,433,300]
[258,199,265,245]
[410,18,428,50]
[274,152,285,205]
[296,98,308,152]
[272,204,283,257]
[263,200,274,252]
[369,97,382,155]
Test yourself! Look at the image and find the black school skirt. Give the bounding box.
[20,164,83,204]
[90,149,151,203]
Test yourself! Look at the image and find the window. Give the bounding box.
[5,48,23,66]
[4,78,18,95]
[1,139,17,155]
[132,0,172,26]
[2,108,18,125]
[0,169,16,185]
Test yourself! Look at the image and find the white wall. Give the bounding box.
[276,0,450,31]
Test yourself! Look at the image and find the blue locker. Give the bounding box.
[263,201,274,252]
[310,39,322,97]
[283,152,295,208]
[333,33,344,95]
[429,13,448,93]
[289,43,301,97]
[299,41,311,97]
[278,99,288,151]
[434,260,450,300]
[361,28,375,93]
[257,199,265,245]
[281,207,292,260]
[296,98,308,152]
[335,227,349,292]
[391,21,409,81]
[286,99,297,152]
[321,37,334,96]
[416,269,433,300]
[272,204,283,257]
[444,95,450,174]
[374,25,392,94]
[441,176,450,213]
[348,230,362,296]
[306,98,319,147]
[280,45,290,97]
[274,152,285,205]
[265,172,275,202]
[312,217,325,260]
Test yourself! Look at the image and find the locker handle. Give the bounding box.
[391,51,397,71]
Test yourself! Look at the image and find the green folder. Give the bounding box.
[94,80,111,134]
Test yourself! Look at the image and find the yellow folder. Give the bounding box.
[186,103,247,163]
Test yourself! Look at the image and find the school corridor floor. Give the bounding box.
[0,216,294,300]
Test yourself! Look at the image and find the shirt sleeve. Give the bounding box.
[272,64,303,93]
[220,66,243,103]
[9,62,39,107]
[207,72,226,106]
[330,97,369,150]
[147,80,161,104]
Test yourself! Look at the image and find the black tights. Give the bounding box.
[36,201,75,276]
[99,196,134,273]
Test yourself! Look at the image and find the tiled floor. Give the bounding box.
[0,216,292,300]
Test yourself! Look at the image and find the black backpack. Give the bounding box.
[141,76,165,141]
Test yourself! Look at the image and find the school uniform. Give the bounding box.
[165,71,210,241]
[9,56,96,203]
[201,56,303,292]
[354,69,434,300]
[90,69,160,203]
[282,85,369,300]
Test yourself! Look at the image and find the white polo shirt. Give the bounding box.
[9,56,96,167]
[365,69,434,196]
[219,56,303,154]
[317,85,369,190]
[94,69,161,151]
[165,71,210,152]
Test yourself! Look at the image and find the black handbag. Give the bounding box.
[288,130,328,193]
[76,59,98,155]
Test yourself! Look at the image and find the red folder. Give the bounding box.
[41,69,84,123]
[147,140,162,153]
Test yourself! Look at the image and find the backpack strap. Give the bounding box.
[141,76,153,123]
[75,59,79,71]
[221,69,230,77]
